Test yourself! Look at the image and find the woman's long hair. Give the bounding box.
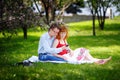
[56,25,68,40]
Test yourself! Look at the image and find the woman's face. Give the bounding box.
[60,32,66,39]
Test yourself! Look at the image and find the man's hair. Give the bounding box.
[48,22,61,31]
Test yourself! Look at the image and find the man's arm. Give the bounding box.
[41,37,62,54]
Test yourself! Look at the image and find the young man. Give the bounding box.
[38,22,67,61]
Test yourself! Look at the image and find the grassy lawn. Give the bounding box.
[0,17,120,80]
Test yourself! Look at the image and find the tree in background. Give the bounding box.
[0,0,41,39]
[95,0,115,30]
[86,0,97,36]
[74,0,84,7]
[86,0,119,30]
[0,0,76,39]
[113,0,120,13]
[39,0,73,26]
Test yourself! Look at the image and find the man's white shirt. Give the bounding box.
[38,32,62,54]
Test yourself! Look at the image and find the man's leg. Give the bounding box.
[39,54,67,61]
[47,55,67,61]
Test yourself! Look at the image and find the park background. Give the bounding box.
[0,0,120,80]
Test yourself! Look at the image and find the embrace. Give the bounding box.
[38,22,111,64]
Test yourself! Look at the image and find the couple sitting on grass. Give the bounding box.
[38,22,111,64]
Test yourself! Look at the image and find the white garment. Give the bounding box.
[62,48,94,64]
[38,32,62,54]
[28,56,39,62]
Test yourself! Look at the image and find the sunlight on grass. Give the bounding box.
[108,45,120,53]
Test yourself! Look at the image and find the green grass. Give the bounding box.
[0,16,120,80]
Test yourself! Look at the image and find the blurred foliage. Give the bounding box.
[0,0,42,38]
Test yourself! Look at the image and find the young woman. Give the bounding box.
[52,24,111,64]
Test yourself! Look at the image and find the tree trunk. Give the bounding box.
[0,0,4,32]
[100,21,104,30]
[51,8,56,21]
[45,7,49,25]
[99,13,105,30]
[0,0,3,21]
[22,25,27,39]
[41,0,50,25]
[92,14,96,36]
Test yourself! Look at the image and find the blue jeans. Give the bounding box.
[38,53,67,62]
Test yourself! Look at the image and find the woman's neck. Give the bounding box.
[60,38,64,41]
[60,39,65,44]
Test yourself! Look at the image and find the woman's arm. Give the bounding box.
[52,39,68,60]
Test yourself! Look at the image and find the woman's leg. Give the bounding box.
[83,52,111,64]
[95,56,112,64]
[83,52,100,62]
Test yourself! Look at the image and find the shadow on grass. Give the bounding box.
[0,36,39,55]
[0,36,40,66]
[104,23,120,31]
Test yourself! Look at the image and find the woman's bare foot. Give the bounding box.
[95,56,112,64]
[106,56,112,61]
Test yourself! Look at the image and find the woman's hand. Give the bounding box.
[61,46,68,50]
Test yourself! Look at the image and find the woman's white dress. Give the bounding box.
[62,48,95,64]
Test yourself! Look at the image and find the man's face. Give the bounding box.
[50,28,59,37]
